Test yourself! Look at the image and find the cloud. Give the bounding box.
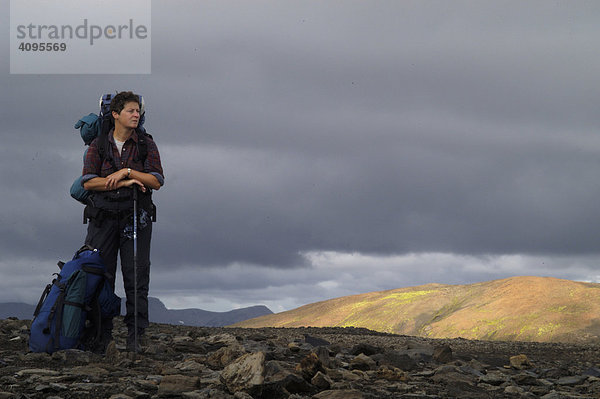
[2,1,600,312]
[151,251,600,312]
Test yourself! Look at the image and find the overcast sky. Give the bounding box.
[2,0,600,313]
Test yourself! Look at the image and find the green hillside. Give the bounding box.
[233,276,600,343]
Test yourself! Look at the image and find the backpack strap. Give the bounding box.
[96,128,118,172]
[96,127,149,171]
[136,130,148,164]
[46,279,67,353]
[76,268,109,350]
[81,265,105,276]
[33,283,53,318]
[76,244,96,257]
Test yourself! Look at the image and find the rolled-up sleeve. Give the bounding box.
[81,140,101,185]
[145,138,164,186]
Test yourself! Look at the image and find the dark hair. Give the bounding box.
[109,91,140,115]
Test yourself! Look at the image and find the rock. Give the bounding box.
[335,368,362,382]
[296,352,325,380]
[350,343,382,356]
[173,335,194,344]
[125,389,151,398]
[311,371,333,389]
[510,354,533,369]
[0,319,599,398]
[51,349,92,364]
[181,389,232,398]
[372,350,417,371]
[288,342,301,353]
[405,347,434,362]
[504,385,525,395]
[512,370,540,385]
[68,365,111,379]
[264,359,291,379]
[375,365,409,381]
[556,375,588,386]
[313,389,364,399]
[220,351,265,393]
[174,359,205,372]
[540,392,565,399]
[350,353,376,371]
[479,370,509,385]
[433,344,453,363]
[49,382,68,391]
[158,374,200,394]
[432,365,477,387]
[105,340,120,362]
[263,360,314,394]
[304,334,331,347]
[313,345,334,368]
[207,344,246,368]
[584,367,600,377]
[269,371,314,395]
[203,333,239,347]
[15,368,60,377]
[144,342,172,355]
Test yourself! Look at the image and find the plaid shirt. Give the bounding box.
[82,129,164,187]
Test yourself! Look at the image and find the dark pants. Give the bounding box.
[85,213,152,333]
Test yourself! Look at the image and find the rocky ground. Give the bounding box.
[1,317,600,398]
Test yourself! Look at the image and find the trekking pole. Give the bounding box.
[132,185,139,354]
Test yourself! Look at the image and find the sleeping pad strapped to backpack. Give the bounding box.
[29,245,121,353]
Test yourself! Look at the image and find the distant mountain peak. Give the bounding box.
[0,297,272,327]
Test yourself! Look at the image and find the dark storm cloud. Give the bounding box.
[2,0,600,309]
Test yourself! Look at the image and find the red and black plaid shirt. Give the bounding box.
[82,129,164,187]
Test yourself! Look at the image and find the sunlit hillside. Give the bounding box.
[233,276,600,343]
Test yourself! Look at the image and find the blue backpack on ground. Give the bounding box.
[70,93,147,204]
[29,245,121,354]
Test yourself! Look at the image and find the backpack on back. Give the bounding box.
[29,245,121,354]
[70,93,149,204]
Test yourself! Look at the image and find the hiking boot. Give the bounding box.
[126,337,141,353]
[126,328,146,352]
[86,328,113,354]
[93,334,113,355]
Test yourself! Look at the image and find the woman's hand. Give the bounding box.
[118,178,147,193]
[105,168,129,190]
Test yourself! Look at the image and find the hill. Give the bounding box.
[0,303,36,321]
[0,297,272,327]
[145,297,273,326]
[233,276,600,343]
